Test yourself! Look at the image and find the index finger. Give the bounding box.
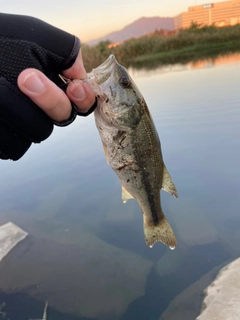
[62,50,87,79]
[62,49,96,113]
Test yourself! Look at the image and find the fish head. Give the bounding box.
[88,55,145,128]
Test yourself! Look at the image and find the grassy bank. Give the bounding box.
[82,23,240,71]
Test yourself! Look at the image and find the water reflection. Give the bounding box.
[129,52,240,78]
[127,48,240,70]
[0,53,240,320]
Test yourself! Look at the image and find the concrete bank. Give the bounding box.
[197,258,240,320]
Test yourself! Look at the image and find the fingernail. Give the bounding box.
[23,72,45,94]
[69,82,86,100]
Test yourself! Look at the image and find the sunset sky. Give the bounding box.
[1,0,228,42]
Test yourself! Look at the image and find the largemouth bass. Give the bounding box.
[87,55,178,249]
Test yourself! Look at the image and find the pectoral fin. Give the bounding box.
[122,185,134,203]
[161,165,178,198]
[102,142,109,164]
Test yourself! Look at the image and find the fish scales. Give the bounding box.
[86,54,178,249]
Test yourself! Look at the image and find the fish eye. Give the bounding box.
[119,76,131,88]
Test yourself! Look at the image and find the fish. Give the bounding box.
[86,55,178,249]
[42,301,48,320]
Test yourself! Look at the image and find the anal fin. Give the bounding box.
[161,164,178,198]
[122,185,134,203]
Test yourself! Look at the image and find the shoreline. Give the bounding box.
[196,258,240,320]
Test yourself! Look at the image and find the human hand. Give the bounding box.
[0,13,96,161]
[18,49,95,123]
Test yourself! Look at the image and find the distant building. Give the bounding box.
[175,0,240,30]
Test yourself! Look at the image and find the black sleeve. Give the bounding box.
[0,13,81,160]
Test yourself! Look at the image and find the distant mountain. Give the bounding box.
[87,16,174,45]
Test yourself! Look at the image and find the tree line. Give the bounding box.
[82,23,240,71]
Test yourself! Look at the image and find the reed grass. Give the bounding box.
[82,23,240,71]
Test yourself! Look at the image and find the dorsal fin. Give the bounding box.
[161,165,178,198]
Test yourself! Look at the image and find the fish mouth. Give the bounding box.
[96,54,116,73]
[88,54,117,85]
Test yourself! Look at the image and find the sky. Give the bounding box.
[1,0,228,42]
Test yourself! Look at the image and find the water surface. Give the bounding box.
[0,53,239,320]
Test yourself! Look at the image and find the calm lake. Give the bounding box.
[0,53,239,320]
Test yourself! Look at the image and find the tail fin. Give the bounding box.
[144,215,177,249]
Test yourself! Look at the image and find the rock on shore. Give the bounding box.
[0,222,28,262]
[197,258,240,320]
